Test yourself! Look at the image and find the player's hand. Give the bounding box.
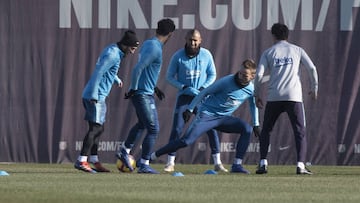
[183,87,200,96]
[255,97,264,109]
[308,91,317,100]
[118,81,123,88]
[154,87,165,100]
[124,89,137,99]
[253,126,261,138]
[182,109,193,123]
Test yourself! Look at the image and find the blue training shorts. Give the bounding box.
[82,99,106,125]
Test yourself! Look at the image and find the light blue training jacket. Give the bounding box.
[188,74,260,126]
[166,47,216,97]
[82,44,124,101]
[129,37,163,95]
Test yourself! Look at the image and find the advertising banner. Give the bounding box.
[0,0,359,165]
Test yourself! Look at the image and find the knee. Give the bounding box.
[181,139,190,148]
[148,122,160,135]
[245,125,253,136]
[88,123,104,138]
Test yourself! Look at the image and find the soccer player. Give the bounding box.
[151,59,261,174]
[116,19,176,174]
[254,23,319,175]
[75,30,140,173]
[164,29,227,173]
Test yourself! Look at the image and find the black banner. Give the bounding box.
[0,0,359,165]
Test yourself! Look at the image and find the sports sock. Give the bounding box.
[121,142,131,154]
[150,152,157,161]
[140,158,149,165]
[260,159,268,166]
[89,155,99,163]
[233,158,242,165]
[297,162,305,169]
[78,156,87,162]
[167,155,175,165]
[212,153,221,165]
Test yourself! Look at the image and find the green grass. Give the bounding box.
[1,163,360,203]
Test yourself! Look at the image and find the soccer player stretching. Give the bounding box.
[151,59,261,174]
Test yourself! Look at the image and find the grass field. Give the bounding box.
[1,163,360,203]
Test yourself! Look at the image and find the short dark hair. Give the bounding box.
[271,23,289,40]
[156,18,176,36]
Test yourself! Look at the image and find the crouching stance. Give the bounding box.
[151,59,261,174]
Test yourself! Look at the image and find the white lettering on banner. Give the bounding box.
[117,0,149,29]
[198,142,207,151]
[76,141,273,153]
[75,141,83,151]
[231,0,261,31]
[199,0,227,30]
[98,141,122,151]
[221,142,236,152]
[338,144,346,153]
[247,142,260,152]
[59,0,359,31]
[341,0,360,31]
[219,142,271,153]
[99,0,110,28]
[59,0,92,28]
[354,144,360,153]
[151,0,179,28]
[59,141,67,150]
[75,141,123,151]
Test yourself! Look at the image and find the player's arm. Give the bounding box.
[201,53,217,89]
[166,54,183,89]
[300,49,319,100]
[88,52,116,100]
[183,81,219,122]
[248,94,261,137]
[254,53,267,108]
[129,46,155,90]
[248,95,260,126]
[114,76,123,87]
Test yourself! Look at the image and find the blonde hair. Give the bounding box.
[242,59,256,70]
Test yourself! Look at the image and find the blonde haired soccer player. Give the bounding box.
[151,59,261,174]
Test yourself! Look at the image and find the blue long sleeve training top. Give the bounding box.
[82,44,124,101]
[188,74,260,126]
[166,47,216,96]
[129,37,163,95]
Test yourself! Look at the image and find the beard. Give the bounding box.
[234,72,249,88]
[185,44,200,58]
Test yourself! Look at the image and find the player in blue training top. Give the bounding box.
[254,23,318,175]
[163,29,228,173]
[74,30,140,173]
[116,19,176,174]
[151,59,261,174]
